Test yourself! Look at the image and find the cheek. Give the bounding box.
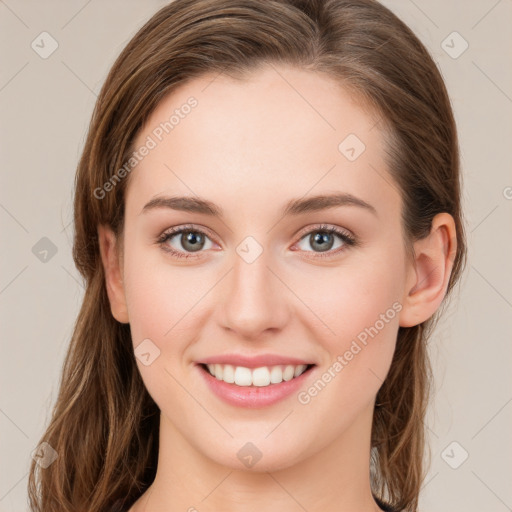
[300,249,404,339]
[122,228,218,330]
[122,242,189,347]
[299,250,405,396]
[121,247,209,406]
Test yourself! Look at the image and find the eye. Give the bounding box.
[293,224,357,258]
[157,223,358,260]
[157,224,215,259]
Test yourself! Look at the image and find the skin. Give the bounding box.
[98,64,456,512]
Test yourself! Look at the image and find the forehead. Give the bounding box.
[127,65,400,223]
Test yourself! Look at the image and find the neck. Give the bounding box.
[131,403,384,512]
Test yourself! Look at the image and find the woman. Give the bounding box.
[28,0,467,511]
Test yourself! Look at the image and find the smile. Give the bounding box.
[202,363,313,387]
[196,362,316,408]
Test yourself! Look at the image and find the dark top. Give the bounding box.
[112,496,399,512]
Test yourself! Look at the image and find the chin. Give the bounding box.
[199,435,307,473]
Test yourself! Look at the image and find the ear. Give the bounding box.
[399,213,457,328]
[97,224,129,324]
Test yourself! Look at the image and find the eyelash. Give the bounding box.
[156,223,358,260]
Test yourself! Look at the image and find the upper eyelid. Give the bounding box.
[162,223,216,239]
[295,224,353,239]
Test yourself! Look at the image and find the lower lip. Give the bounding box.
[196,364,315,409]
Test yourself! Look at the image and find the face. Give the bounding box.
[102,64,425,472]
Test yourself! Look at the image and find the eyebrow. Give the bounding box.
[140,192,377,218]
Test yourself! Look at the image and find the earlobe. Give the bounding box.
[97,224,129,324]
[399,213,457,327]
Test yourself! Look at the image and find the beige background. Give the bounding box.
[1,1,511,511]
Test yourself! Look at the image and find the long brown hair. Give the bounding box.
[28,1,468,510]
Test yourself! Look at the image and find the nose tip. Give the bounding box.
[219,255,289,340]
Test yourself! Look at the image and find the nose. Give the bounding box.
[218,246,290,340]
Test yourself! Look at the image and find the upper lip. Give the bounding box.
[196,353,316,369]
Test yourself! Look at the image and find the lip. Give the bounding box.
[196,353,315,368]
[196,363,316,409]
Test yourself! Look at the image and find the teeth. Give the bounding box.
[252,367,270,387]
[270,366,283,384]
[214,364,222,380]
[204,363,309,387]
[234,366,253,386]
[283,365,295,381]
[222,364,235,383]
